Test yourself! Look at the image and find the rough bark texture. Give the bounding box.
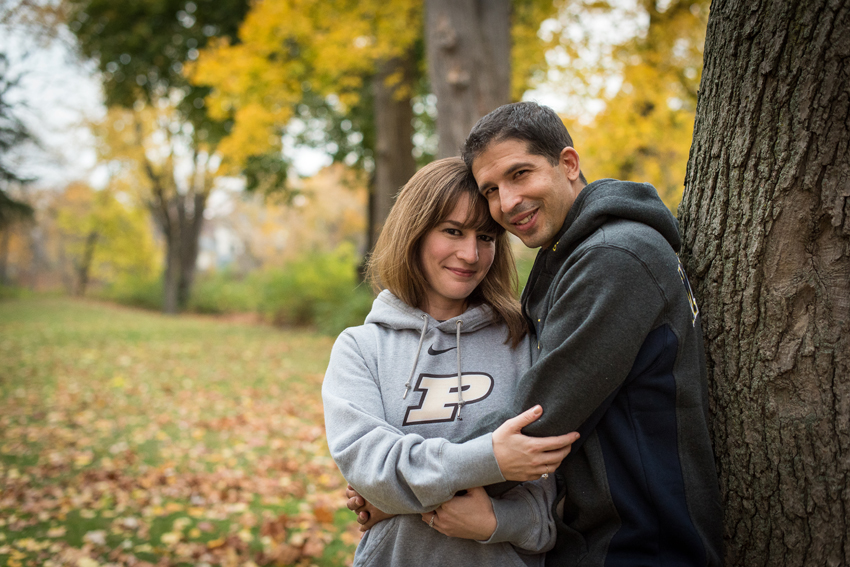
[426,0,511,158]
[678,1,850,565]
[370,55,417,248]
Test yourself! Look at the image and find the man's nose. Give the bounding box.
[500,185,522,213]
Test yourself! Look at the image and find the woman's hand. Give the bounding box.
[492,405,580,481]
[420,487,496,540]
[345,484,396,532]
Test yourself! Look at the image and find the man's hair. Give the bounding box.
[366,157,527,346]
[462,101,587,185]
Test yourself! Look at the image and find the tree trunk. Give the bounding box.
[74,230,98,296]
[425,0,511,158]
[156,192,206,314]
[678,1,850,565]
[0,227,8,286]
[371,55,416,248]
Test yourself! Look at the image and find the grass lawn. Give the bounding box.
[0,297,360,566]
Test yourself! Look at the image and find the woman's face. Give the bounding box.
[419,194,496,320]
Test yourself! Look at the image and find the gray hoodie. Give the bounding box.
[323,290,556,567]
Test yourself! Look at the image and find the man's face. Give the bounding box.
[471,139,582,249]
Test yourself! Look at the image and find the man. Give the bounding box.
[348,100,722,565]
[461,101,723,566]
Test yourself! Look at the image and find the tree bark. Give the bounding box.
[425,0,511,158]
[0,226,8,286]
[371,55,416,248]
[678,1,850,565]
[74,230,98,297]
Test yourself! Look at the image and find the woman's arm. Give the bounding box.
[323,332,576,515]
[323,331,502,514]
[422,476,557,553]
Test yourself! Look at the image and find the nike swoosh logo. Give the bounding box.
[427,345,458,356]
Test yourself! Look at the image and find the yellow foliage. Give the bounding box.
[511,0,561,101]
[190,0,556,167]
[189,0,421,166]
[213,164,368,266]
[571,0,709,213]
[54,182,160,284]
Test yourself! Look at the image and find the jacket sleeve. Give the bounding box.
[518,244,669,438]
[483,475,557,553]
[322,331,506,515]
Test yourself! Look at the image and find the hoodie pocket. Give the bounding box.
[352,516,400,567]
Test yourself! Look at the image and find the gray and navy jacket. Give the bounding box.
[323,291,557,567]
[471,179,723,566]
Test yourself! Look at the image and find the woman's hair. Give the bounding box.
[366,157,527,347]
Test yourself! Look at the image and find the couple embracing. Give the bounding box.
[322,102,723,567]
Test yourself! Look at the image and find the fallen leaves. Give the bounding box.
[0,298,359,566]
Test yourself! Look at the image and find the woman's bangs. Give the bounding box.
[464,190,503,234]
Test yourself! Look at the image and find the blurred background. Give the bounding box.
[1,0,708,331]
[0,2,710,565]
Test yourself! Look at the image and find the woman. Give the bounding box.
[322,157,576,566]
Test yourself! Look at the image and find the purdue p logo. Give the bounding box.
[403,373,494,425]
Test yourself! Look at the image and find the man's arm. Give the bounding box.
[517,245,668,437]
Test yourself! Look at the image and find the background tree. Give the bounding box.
[678,1,849,564]
[0,52,36,285]
[66,0,250,312]
[54,181,159,296]
[191,0,556,249]
[425,0,510,158]
[553,0,709,211]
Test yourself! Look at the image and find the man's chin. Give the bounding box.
[513,232,545,249]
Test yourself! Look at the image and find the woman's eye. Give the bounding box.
[444,228,461,236]
[479,234,494,242]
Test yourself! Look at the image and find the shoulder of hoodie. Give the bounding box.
[560,179,678,263]
[542,180,683,297]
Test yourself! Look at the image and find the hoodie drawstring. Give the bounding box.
[402,315,429,399]
[455,319,465,421]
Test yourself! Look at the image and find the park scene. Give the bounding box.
[1,1,847,566]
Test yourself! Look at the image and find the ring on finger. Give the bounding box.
[541,464,549,479]
[429,512,436,528]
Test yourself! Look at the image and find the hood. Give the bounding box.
[365,290,497,420]
[549,178,681,262]
[366,290,496,334]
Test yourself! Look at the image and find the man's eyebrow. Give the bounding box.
[477,161,537,192]
[505,161,535,175]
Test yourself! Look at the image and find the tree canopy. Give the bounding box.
[189,0,557,172]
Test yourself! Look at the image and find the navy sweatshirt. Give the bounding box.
[472,179,723,566]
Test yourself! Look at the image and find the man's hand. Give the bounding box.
[345,484,396,532]
[492,405,579,481]
[420,487,496,540]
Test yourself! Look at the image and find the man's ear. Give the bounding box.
[559,147,582,182]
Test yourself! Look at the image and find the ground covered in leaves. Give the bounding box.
[0,297,360,566]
